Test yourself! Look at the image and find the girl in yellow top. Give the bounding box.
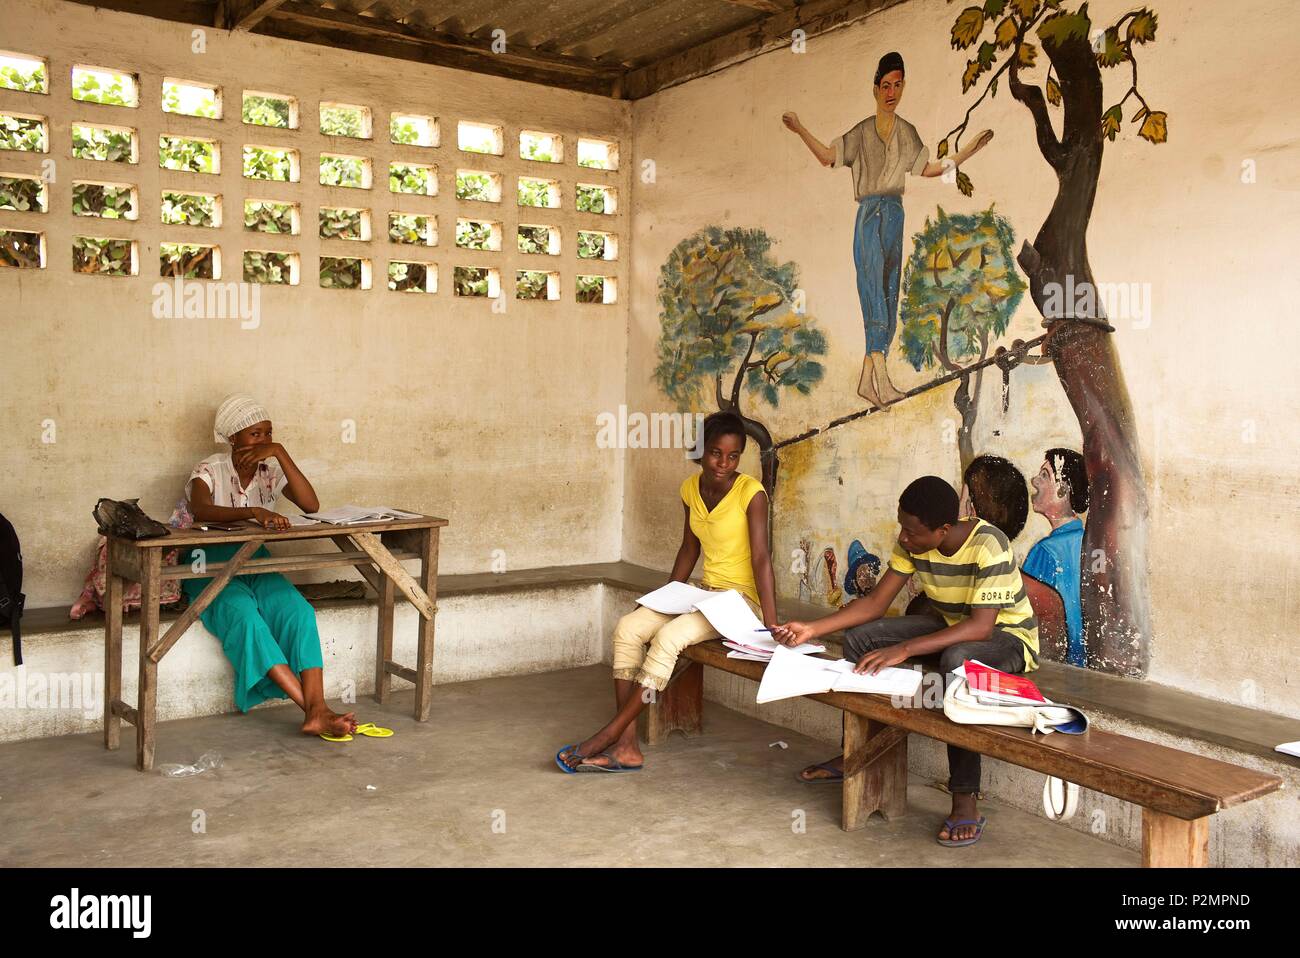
[557,411,777,772]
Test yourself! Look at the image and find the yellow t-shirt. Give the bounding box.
[680,472,765,606]
[889,518,1040,672]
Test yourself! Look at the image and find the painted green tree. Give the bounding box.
[940,1,1168,675]
[900,206,1027,471]
[655,226,827,497]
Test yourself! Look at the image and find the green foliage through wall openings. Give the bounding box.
[73,124,133,163]
[0,229,42,268]
[0,61,47,94]
[243,250,292,284]
[162,192,217,228]
[160,135,216,174]
[72,182,135,219]
[244,200,295,234]
[321,155,366,188]
[72,235,132,275]
[1,114,47,153]
[0,174,45,213]
[390,163,433,195]
[160,242,214,279]
[243,94,292,129]
[320,255,363,289]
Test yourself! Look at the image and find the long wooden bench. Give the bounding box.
[641,637,1283,867]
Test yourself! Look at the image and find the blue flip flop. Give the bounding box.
[555,744,584,774]
[575,751,643,773]
[798,762,844,785]
[937,816,987,847]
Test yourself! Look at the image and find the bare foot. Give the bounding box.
[856,360,884,407]
[302,709,357,737]
[937,793,983,843]
[574,742,644,769]
[798,754,844,782]
[559,729,625,770]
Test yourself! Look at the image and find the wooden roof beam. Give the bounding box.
[216,0,291,31]
[621,0,908,99]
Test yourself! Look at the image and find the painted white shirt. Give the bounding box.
[185,452,287,509]
[832,114,928,200]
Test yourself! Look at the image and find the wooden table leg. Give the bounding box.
[1142,809,1209,867]
[842,714,909,831]
[135,549,161,772]
[104,570,123,751]
[413,527,438,721]
[375,573,395,704]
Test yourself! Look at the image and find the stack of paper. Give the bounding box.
[756,644,924,704]
[635,584,825,659]
[300,505,423,525]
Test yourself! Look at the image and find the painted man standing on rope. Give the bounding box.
[784,52,994,408]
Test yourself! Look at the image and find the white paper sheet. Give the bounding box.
[756,645,840,703]
[285,514,322,527]
[756,645,923,704]
[1276,741,1300,759]
[822,658,925,697]
[635,581,719,615]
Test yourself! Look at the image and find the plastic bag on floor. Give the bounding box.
[158,751,223,778]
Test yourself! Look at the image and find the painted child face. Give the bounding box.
[231,420,273,449]
[1030,459,1064,515]
[897,507,947,554]
[874,70,905,113]
[701,432,744,484]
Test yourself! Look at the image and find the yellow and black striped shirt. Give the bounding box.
[889,519,1039,672]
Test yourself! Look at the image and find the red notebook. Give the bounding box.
[963,660,1047,704]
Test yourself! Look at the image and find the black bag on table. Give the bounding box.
[92,497,171,540]
[0,512,24,667]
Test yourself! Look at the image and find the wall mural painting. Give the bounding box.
[654,226,829,501]
[654,3,1167,676]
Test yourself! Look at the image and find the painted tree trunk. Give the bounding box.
[1012,26,1152,675]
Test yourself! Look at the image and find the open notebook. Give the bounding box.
[292,506,423,526]
[635,582,825,656]
[756,643,924,704]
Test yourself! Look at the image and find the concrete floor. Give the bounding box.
[0,665,1135,867]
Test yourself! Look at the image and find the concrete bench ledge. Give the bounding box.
[13,559,1300,768]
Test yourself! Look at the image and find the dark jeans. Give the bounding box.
[843,614,1027,795]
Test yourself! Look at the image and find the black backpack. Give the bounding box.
[0,512,23,666]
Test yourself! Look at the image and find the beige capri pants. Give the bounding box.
[611,590,761,691]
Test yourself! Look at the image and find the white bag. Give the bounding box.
[943,675,1088,821]
[942,675,1089,735]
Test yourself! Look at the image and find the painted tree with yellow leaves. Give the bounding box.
[940,0,1167,676]
[655,226,827,497]
[900,206,1028,472]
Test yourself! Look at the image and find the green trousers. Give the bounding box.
[180,543,324,712]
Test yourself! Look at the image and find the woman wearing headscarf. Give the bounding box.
[181,394,357,739]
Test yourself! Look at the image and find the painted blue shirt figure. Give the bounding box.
[783,52,994,407]
[1022,449,1090,667]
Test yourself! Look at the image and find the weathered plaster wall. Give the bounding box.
[624,0,1300,717]
[1,0,631,606]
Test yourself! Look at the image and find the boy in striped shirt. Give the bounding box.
[773,475,1039,847]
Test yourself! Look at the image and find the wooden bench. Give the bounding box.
[643,637,1284,868]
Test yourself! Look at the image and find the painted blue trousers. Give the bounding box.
[852,193,905,354]
[181,543,324,712]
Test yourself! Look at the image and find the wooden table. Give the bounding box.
[103,514,448,771]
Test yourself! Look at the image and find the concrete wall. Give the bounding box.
[1,0,631,607]
[623,0,1300,718]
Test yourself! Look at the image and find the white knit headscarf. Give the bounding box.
[213,394,271,444]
